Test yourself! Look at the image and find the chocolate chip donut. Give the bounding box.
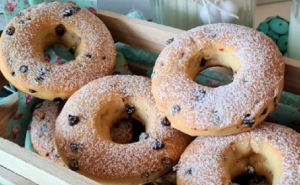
[152,23,285,136]
[0,2,116,101]
[31,101,64,166]
[176,123,300,185]
[55,75,192,184]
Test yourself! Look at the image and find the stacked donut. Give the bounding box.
[1,2,299,185]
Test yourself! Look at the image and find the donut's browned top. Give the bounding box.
[0,2,116,99]
[152,23,285,133]
[55,75,192,182]
[177,123,300,185]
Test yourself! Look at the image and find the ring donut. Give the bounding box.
[0,2,116,101]
[31,101,64,166]
[176,123,300,185]
[55,75,192,184]
[152,23,285,136]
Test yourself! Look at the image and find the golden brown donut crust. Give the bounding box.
[31,101,64,166]
[176,123,300,185]
[0,2,116,101]
[152,23,285,136]
[55,75,192,185]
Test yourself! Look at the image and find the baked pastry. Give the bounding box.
[176,123,300,185]
[55,75,192,184]
[0,2,116,101]
[31,101,64,166]
[151,23,285,136]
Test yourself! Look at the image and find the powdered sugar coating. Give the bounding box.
[55,75,192,184]
[0,2,116,100]
[31,101,64,166]
[177,123,300,185]
[152,23,285,136]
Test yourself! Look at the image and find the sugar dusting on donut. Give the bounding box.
[152,23,285,135]
[0,2,116,100]
[55,75,192,182]
[177,123,300,184]
[31,101,64,166]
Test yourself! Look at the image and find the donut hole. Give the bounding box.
[95,97,152,144]
[195,66,234,87]
[225,141,282,185]
[187,48,241,88]
[110,118,145,144]
[37,24,82,64]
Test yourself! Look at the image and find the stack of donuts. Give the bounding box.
[0,2,299,185]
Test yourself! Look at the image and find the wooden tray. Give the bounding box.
[0,10,300,185]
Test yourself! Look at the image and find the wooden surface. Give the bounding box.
[0,138,99,185]
[0,8,300,185]
[0,166,37,185]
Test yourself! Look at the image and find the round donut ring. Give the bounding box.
[55,75,192,184]
[151,23,285,136]
[176,123,300,185]
[0,2,116,101]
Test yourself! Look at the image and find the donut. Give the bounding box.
[31,101,64,166]
[55,75,192,184]
[151,23,285,136]
[176,123,300,185]
[0,2,116,101]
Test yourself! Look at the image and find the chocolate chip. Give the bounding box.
[261,108,267,115]
[53,98,63,105]
[86,53,92,58]
[16,12,24,17]
[172,105,181,115]
[151,139,164,150]
[125,105,135,116]
[70,143,82,154]
[40,124,48,133]
[139,132,149,140]
[55,24,66,36]
[29,89,36,93]
[19,65,28,73]
[161,117,170,126]
[35,76,44,82]
[68,115,79,126]
[141,172,149,178]
[185,168,192,175]
[243,114,255,127]
[63,7,73,17]
[11,72,15,77]
[162,157,173,167]
[102,56,106,60]
[173,164,180,172]
[69,159,79,171]
[73,6,81,13]
[18,20,25,24]
[69,46,76,55]
[166,38,174,45]
[212,111,220,124]
[195,89,206,101]
[46,153,49,157]
[200,58,207,67]
[6,27,15,36]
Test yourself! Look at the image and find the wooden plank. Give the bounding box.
[98,10,300,95]
[0,165,37,185]
[0,138,99,185]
